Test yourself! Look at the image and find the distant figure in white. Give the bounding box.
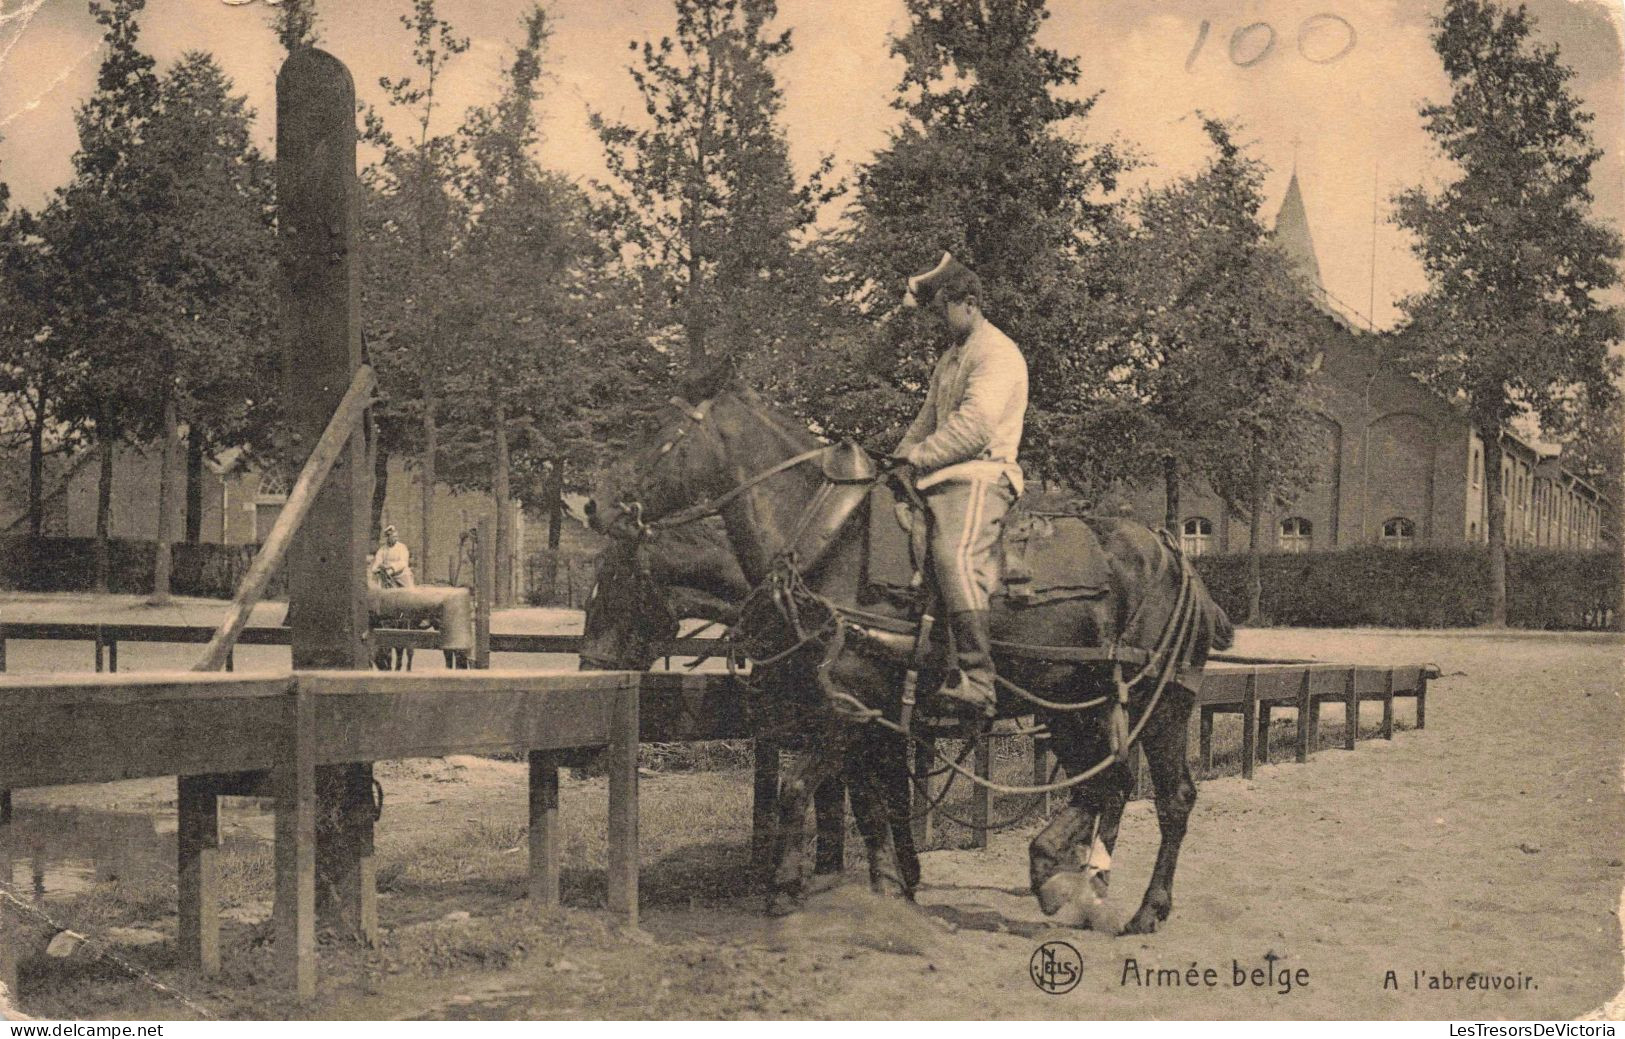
[370,525,415,588]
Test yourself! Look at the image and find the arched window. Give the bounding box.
[1279,516,1313,553]
[1181,517,1213,557]
[1381,517,1415,548]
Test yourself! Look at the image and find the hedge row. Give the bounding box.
[0,535,282,600]
[1191,545,1620,630]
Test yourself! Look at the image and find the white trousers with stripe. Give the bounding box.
[923,475,1015,613]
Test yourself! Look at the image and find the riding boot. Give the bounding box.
[940,610,997,717]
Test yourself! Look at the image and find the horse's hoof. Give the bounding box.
[1120,908,1162,936]
[1036,872,1083,916]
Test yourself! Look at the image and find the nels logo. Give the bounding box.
[1029,940,1083,995]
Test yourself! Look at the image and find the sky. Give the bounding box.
[0,0,1622,331]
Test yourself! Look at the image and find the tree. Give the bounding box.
[363,0,470,574]
[1076,119,1322,620]
[824,0,1129,476]
[1393,0,1622,624]
[46,0,161,592]
[271,0,319,52]
[592,0,836,383]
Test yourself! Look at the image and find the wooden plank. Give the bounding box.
[176,775,221,974]
[1197,669,1249,705]
[273,682,316,1001]
[310,688,618,761]
[0,678,291,788]
[1240,672,1258,779]
[528,751,561,908]
[606,685,639,924]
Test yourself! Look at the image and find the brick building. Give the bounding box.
[1122,170,1611,556]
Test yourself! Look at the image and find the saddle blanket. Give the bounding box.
[862,480,1113,608]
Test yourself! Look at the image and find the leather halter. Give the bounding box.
[610,396,826,538]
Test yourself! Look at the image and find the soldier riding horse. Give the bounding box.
[591,370,1234,934]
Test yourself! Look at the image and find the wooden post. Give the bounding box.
[0,627,6,673]
[473,516,493,670]
[1307,687,1321,752]
[910,738,935,848]
[107,639,117,673]
[1416,674,1428,730]
[750,735,780,875]
[1343,667,1359,750]
[1257,700,1272,765]
[971,735,991,849]
[1240,673,1258,779]
[1198,706,1214,770]
[274,680,316,1001]
[605,683,639,925]
[277,47,375,945]
[528,750,561,908]
[177,775,221,974]
[94,627,103,673]
[0,790,15,1008]
[1381,669,1395,739]
[1295,670,1312,763]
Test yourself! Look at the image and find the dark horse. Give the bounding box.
[577,515,922,892]
[592,377,1233,934]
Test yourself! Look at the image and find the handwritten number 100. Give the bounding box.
[1185,14,1357,71]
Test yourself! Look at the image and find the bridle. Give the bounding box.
[607,395,827,540]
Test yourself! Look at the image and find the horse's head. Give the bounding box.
[578,535,680,672]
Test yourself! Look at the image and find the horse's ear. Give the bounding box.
[679,354,746,403]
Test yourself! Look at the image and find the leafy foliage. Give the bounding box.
[1392,0,1622,621]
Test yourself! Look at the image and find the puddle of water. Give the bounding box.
[0,805,265,905]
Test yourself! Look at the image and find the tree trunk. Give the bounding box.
[492,402,512,608]
[546,457,564,551]
[1481,425,1508,626]
[148,396,179,606]
[185,425,204,544]
[1162,455,1180,533]
[95,433,114,593]
[370,441,390,540]
[27,413,45,539]
[1246,456,1265,626]
[421,400,436,587]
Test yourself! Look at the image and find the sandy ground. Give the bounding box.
[3,599,1621,1020]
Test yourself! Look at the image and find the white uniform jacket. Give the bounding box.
[896,319,1028,495]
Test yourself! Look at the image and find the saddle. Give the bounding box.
[780,442,1114,613]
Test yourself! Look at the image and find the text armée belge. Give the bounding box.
[1120,956,1309,995]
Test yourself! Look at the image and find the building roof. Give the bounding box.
[1274,169,1324,293]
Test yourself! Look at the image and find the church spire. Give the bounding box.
[1274,168,1323,292]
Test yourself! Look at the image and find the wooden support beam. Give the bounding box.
[177,775,221,974]
[528,751,561,908]
[605,684,639,925]
[193,365,376,674]
[911,739,936,848]
[1198,706,1214,770]
[273,681,316,1001]
[1240,672,1258,779]
[1295,669,1312,763]
[1416,674,1428,730]
[971,735,991,848]
[474,516,494,669]
[1343,667,1359,750]
[276,46,374,947]
[1381,669,1396,739]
